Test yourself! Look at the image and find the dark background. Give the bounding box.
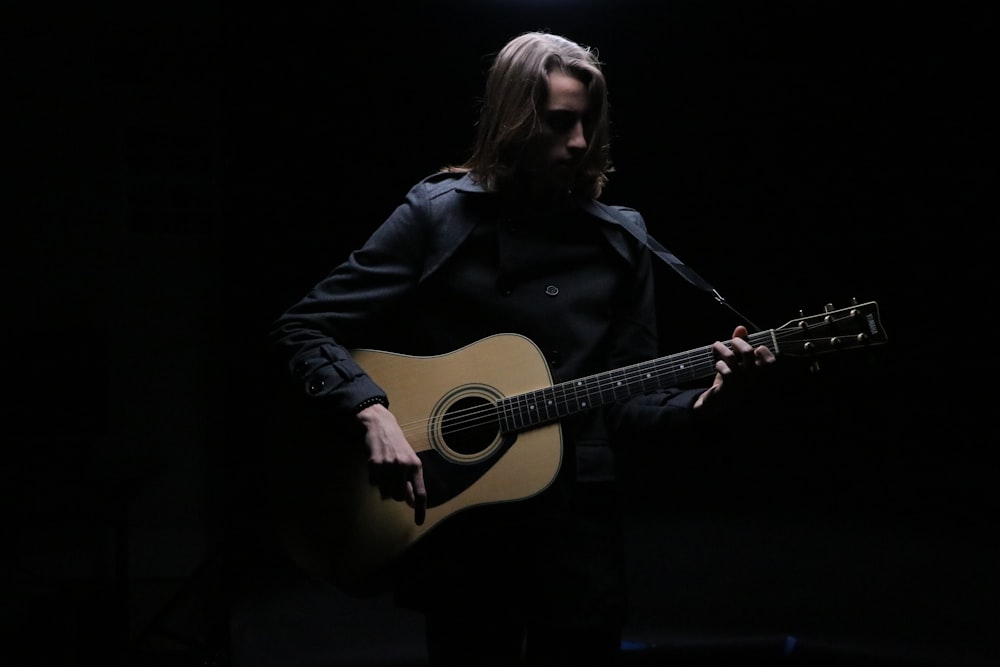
[4,1,997,666]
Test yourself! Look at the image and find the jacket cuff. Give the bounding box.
[354,395,389,414]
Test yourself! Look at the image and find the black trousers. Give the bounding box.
[397,477,628,666]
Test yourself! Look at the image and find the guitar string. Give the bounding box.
[392,321,879,441]
[392,347,720,440]
[394,328,874,439]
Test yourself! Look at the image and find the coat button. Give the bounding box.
[307,378,325,395]
[545,285,559,296]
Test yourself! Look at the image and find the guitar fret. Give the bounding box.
[609,367,629,401]
[554,382,570,417]
[523,389,544,427]
[656,359,681,387]
[502,393,529,432]
[515,393,533,430]
[571,379,590,412]
[540,389,557,422]
[498,396,515,433]
[640,366,657,392]
[593,371,613,405]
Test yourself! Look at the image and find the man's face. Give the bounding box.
[521,71,591,192]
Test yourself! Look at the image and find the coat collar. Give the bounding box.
[452,172,641,229]
[448,172,647,264]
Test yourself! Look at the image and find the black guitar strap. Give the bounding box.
[627,226,762,333]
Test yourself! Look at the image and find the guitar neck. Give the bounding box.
[497,329,776,433]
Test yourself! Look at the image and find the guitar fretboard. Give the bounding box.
[497,330,775,433]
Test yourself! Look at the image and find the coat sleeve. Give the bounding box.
[602,206,705,446]
[268,182,433,414]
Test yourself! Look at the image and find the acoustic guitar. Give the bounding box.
[280,300,887,594]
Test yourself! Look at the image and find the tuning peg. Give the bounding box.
[823,303,835,313]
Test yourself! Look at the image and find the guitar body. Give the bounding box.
[278,333,563,594]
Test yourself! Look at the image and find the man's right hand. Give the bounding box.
[356,402,427,525]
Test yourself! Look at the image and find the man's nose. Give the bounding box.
[567,121,587,151]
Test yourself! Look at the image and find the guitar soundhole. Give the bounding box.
[441,396,500,457]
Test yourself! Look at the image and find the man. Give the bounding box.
[270,31,775,666]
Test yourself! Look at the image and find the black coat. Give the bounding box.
[268,171,706,623]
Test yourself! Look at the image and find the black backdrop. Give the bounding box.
[6,1,998,665]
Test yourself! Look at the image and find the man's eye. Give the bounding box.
[547,113,576,132]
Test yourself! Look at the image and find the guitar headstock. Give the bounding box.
[773,300,887,358]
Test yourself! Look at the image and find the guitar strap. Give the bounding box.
[624,225,763,333]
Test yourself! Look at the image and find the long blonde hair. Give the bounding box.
[448,31,614,199]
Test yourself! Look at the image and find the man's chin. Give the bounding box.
[550,164,580,186]
[520,165,579,195]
